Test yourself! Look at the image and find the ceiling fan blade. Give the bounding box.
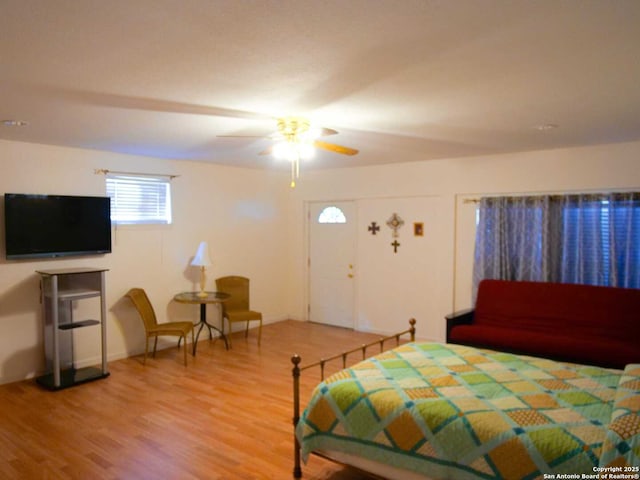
[220,122,336,140]
[258,145,273,155]
[319,127,338,137]
[217,130,281,138]
[314,140,359,156]
[217,134,268,138]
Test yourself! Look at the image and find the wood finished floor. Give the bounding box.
[0,320,393,480]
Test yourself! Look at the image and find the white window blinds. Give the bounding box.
[106,174,172,225]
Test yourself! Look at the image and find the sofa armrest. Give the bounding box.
[445,308,475,343]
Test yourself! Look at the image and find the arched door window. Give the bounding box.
[317,206,347,224]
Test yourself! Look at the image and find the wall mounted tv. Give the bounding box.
[4,193,112,260]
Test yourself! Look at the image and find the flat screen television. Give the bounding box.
[4,193,112,259]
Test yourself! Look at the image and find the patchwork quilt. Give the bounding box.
[296,343,640,480]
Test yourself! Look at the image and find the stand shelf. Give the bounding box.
[36,268,109,390]
[58,319,100,330]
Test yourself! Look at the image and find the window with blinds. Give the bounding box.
[473,192,640,293]
[563,195,640,288]
[106,174,172,225]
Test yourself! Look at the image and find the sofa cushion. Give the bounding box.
[449,325,635,369]
[474,280,640,340]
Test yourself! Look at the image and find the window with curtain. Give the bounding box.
[472,192,640,300]
[106,174,172,225]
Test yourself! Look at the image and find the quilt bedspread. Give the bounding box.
[296,343,640,480]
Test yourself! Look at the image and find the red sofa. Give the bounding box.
[446,279,640,369]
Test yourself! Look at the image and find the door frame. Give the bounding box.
[304,200,358,327]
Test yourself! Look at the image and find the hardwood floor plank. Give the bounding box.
[0,320,399,479]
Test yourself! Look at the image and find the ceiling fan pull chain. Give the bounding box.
[291,158,297,188]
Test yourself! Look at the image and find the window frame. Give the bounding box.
[106,173,173,225]
[317,205,347,224]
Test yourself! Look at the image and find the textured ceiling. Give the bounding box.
[1,0,639,171]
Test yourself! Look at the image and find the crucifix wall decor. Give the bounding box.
[391,240,400,253]
[367,221,380,235]
[386,213,404,238]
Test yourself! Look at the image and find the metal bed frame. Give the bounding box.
[291,318,417,478]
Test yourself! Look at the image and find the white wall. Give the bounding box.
[355,196,449,341]
[286,140,640,342]
[2,138,639,385]
[0,140,290,385]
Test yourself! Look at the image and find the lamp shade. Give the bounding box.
[191,241,212,267]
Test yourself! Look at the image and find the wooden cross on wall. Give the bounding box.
[391,240,400,253]
[368,222,380,235]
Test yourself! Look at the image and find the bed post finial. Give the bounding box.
[292,354,302,478]
[409,318,416,341]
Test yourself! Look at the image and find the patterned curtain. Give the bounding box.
[472,192,640,302]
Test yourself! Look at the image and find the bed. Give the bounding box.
[292,321,640,479]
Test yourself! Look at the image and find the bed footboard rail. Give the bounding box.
[291,318,416,478]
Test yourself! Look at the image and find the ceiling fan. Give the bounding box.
[219,116,358,187]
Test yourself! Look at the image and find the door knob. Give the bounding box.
[347,273,354,278]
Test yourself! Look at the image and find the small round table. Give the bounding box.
[173,291,231,353]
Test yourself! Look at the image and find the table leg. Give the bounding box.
[193,303,229,353]
[201,304,213,340]
[193,321,205,355]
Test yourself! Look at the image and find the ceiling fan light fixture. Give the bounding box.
[300,126,322,141]
[298,142,315,160]
[273,139,315,162]
[273,141,294,160]
[269,116,357,188]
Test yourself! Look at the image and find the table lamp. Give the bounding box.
[191,241,212,297]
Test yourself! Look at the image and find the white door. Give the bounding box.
[308,201,356,328]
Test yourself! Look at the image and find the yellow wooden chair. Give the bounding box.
[215,276,262,347]
[125,288,194,365]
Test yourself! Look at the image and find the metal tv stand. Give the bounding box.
[36,267,110,390]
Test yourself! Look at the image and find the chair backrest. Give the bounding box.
[126,288,159,332]
[216,276,250,311]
